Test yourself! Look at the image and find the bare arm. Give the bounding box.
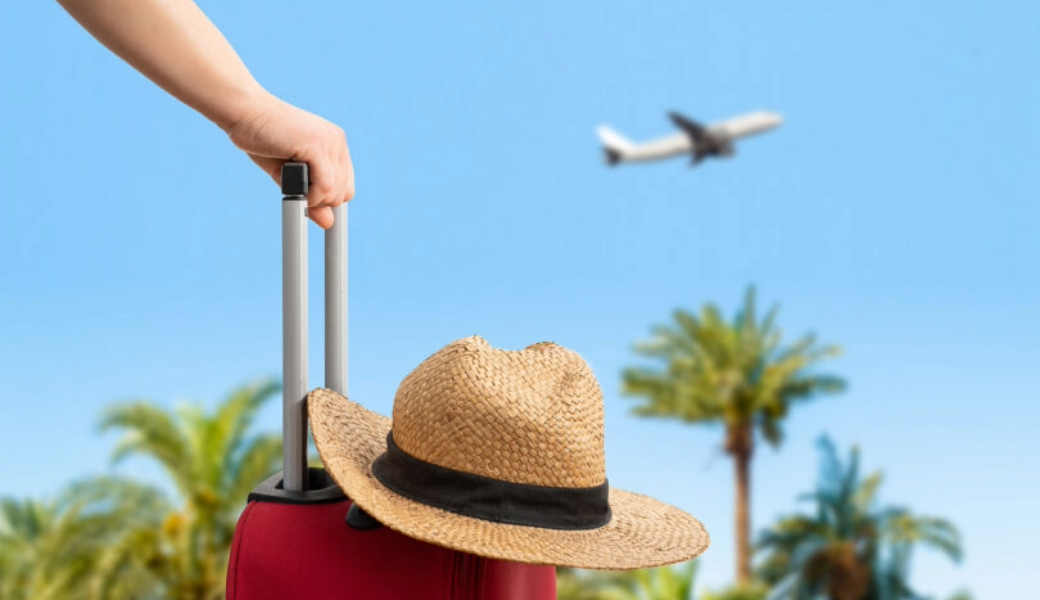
[56,0,353,227]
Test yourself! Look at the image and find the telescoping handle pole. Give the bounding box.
[326,203,348,397]
[281,162,348,493]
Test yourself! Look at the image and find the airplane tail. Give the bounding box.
[597,126,634,166]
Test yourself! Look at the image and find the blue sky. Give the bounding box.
[2,0,1038,597]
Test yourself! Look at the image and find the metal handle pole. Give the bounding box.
[281,163,309,492]
[325,204,347,396]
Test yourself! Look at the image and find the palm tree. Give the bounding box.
[73,477,178,600]
[621,287,845,585]
[99,378,282,600]
[557,562,699,600]
[0,477,169,600]
[756,437,963,600]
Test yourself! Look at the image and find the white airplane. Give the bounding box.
[597,111,783,166]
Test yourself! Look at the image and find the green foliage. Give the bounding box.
[0,477,169,600]
[0,379,282,600]
[97,378,281,600]
[621,287,845,446]
[701,583,770,600]
[558,562,699,600]
[756,437,963,600]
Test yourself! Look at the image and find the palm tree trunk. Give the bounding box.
[727,424,753,586]
[735,448,752,585]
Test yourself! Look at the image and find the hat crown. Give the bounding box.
[391,336,606,488]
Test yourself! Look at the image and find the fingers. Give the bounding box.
[305,138,352,229]
[252,153,336,229]
[303,128,354,213]
[306,153,339,209]
[339,139,356,204]
[308,205,335,229]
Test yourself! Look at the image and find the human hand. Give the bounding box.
[226,93,354,229]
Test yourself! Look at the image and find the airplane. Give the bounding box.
[597,110,783,166]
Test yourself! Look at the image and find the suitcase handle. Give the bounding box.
[281,162,347,492]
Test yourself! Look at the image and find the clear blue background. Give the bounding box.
[2,1,1038,597]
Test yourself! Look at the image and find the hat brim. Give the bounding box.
[308,388,710,570]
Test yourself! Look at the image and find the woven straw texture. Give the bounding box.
[309,335,710,570]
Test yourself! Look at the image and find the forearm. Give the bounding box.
[57,0,268,131]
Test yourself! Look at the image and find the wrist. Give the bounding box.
[215,84,277,134]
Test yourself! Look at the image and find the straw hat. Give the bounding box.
[308,335,710,569]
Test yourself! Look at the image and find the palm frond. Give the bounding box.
[226,434,283,510]
[212,379,280,477]
[623,290,844,438]
[101,401,195,494]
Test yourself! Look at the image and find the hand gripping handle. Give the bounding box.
[282,162,348,492]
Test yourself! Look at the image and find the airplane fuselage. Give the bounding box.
[598,110,782,166]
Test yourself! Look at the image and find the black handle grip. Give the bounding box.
[281,162,309,196]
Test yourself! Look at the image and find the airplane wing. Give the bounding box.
[668,112,710,144]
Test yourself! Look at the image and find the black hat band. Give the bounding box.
[371,432,612,531]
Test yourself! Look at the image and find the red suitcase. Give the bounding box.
[225,163,557,599]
